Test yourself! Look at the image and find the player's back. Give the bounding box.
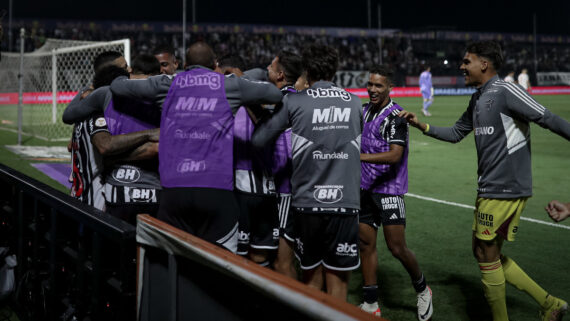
[285,81,362,210]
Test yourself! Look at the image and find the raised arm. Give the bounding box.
[500,82,570,140]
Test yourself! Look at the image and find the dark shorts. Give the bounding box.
[293,209,360,271]
[104,183,161,225]
[360,191,406,228]
[235,191,279,255]
[277,194,294,242]
[157,187,239,253]
[106,202,159,225]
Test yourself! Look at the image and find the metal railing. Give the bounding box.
[0,163,136,320]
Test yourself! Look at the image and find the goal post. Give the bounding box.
[0,37,131,141]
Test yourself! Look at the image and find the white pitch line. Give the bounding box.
[406,193,570,231]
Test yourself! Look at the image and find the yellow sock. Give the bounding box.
[502,256,549,308]
[479,260,509,321]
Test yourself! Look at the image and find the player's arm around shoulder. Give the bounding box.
[62,86,111,124]
[251,94,291,149]
[234,75,283,106]
[110,74,172,104]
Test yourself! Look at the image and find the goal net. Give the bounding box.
[0,38,130,141]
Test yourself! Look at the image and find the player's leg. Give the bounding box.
[294,210,326,290]
[274,237,297,278]
[303,265,324,291]
[474,197,568,320]
[421,91,432,116]
[324,268,350,300]
[358,222,381,315]
[379,193,431,321]
[322,212,360,302]
[274,194,297,278]
[501,255,567,320]
[472,233,507,321]
[248,195,279,266]
[234,191,251,256]
[472,197,518,321]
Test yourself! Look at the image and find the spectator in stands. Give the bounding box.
[545,200,570,222]
[153,45,179,75]
[504,71,515,83]
[110,41,283,253]
[252,44,362,301]
[517,68,531,91]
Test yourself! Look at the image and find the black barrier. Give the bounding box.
[136,215,383,321]
[0,163,136,321]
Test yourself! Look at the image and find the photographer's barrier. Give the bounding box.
[0,163,136,320]
[136,214,383,321]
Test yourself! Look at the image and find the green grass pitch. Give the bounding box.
[0,95,569,320]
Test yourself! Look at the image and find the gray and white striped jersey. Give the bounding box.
[425,75,570,198]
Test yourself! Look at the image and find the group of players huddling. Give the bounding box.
[64,40,569,321]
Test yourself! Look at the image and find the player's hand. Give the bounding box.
[80,88,94,100]
[398,111,420,127]
[147,128,160,142]
[545,200,570,222]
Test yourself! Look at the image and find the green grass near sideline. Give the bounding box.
[1,95,569,320]
[0,103,72,141]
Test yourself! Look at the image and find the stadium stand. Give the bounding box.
[2,20,570,86]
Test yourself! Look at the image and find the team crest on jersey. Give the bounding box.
[95,117,107,127]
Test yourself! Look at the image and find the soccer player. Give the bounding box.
[419,66,434,117]
[359,65,432,320]
[67,65,159,212]
[517,68,531,91]
[545,200,570,222]
[252,44,362,300]
[218,55,280,265]
[153,45,179,75]
[399,41,570,321]
[110,41,283,253]
[251,51,303,277]
[100,57,162,223]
